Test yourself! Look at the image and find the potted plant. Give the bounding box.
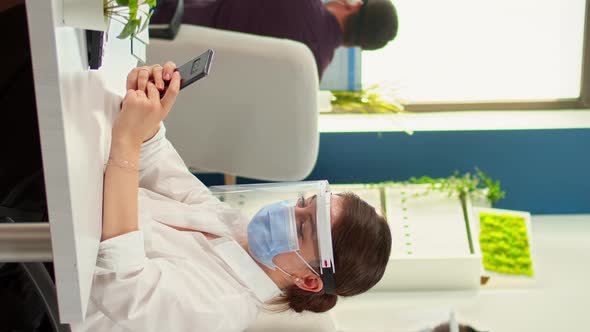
[82,0,156,69]
[103,0,156,40]
[330,85,405,114]
[64,0,155,36]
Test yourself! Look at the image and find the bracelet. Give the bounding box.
[105,158,138,172]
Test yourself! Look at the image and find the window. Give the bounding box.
[362,0,590,111]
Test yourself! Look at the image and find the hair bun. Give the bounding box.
[286,287,338,313]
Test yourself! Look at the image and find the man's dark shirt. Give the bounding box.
[177,0,343,79]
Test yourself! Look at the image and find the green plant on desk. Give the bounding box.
[403,167,506,204]
[479,212,534,276]
[330,86,404,114]
[104,0,156,39]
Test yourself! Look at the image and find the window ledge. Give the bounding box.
[319,110,590,133]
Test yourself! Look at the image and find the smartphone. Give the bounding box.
[161,49,214,96]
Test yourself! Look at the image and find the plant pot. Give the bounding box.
[86,30,106,70]
[63,0,108,32]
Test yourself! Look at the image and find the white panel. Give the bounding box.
[385,186,470,257]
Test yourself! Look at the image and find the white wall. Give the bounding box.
[330,215,590,332]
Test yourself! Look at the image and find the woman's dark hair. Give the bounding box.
[269,192,392,313]
[343,0,399,50]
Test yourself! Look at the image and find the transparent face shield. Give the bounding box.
[210,180,337,294]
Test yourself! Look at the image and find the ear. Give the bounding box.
[294,273,324,293]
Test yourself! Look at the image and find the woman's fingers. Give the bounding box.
[126,68,140,91]
[151,65,164,91]
[161,71,180,111]
[147,82,160,104]
[162,61,176,81]
[137,67,151,92]
[126,62,174,92]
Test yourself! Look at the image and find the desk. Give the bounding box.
[17,0,138,323]
[331,214,590,332]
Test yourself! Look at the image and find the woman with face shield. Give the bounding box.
[72,63,392,332]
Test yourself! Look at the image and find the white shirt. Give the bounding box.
[71,125,280,332]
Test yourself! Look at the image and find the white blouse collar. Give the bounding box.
[210,237,281,303]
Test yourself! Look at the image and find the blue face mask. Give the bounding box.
[247,200,299,269]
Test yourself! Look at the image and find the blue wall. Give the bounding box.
[198,129,590,214]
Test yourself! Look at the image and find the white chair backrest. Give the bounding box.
[148,25,320,181]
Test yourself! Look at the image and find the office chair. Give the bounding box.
[148,24,320,182]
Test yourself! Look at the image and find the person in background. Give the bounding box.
[152,0,399,79]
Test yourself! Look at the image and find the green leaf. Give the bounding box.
[145,0,157,8]
[128,0,139,10]
[117,18,139,39]
[399,168,505,205]
[129,3,139,20]
[116,0,129,5]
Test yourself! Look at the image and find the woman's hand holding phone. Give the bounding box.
[113,62,180,149]
[114,50,213,149]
